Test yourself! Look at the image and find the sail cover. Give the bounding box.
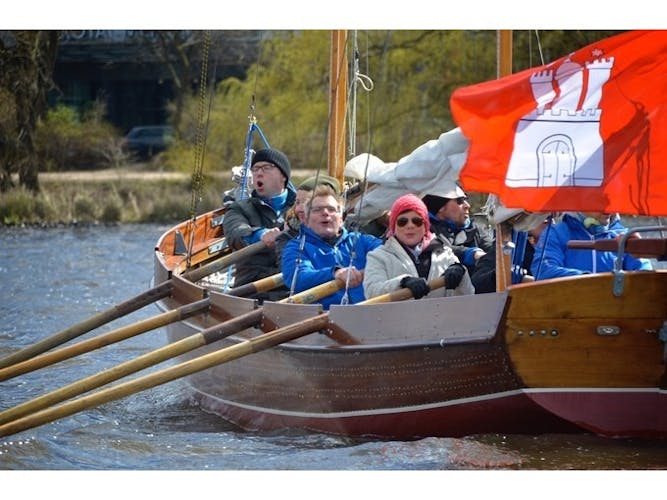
[344,127,469,225]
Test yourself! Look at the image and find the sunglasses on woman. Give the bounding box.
[396,217,424,228]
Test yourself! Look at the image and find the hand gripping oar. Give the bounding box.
[0,278,344,426]
[0,241,267,369]
[0,276,444,437]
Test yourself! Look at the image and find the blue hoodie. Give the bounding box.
[532,213,652,280]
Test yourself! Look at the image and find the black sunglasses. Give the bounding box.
[453,197,468,205]
[396,217,424,228]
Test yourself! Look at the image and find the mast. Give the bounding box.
[328,30,348,185]
[495,30,513,292]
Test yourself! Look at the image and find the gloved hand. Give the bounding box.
[400,276,430,299]
[443,263,466,290]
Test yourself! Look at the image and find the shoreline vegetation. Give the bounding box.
[3,164,662,231]
[0,165,316,227]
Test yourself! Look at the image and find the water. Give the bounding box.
[0,226,664,496]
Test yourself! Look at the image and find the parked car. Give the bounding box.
[122,125,174,159]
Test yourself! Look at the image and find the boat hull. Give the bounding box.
[154,214,667,439]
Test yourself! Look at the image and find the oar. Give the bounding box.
[0,278,343,426]
[567,237,667,259]
[362,276,445,304]
[0,299,211,382]
[227,273,284,297]
[0,241,266,369]
[0,276,442,437]
[0,272,287,382]
[181,241,266,283]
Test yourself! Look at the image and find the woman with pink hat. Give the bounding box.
[363,194,475,300]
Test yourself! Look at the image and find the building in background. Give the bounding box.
[52,30,263,133]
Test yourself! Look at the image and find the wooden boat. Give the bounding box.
[1,31,665,443]
[152,30,667,440]
[154,206,667,439]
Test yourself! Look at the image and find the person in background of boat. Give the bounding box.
[422,184,494,289]
[281,184,382,310]
[531,212,652,280]
[470,217,552,293]
[363,194,474,300]
[275,174,341,263]
[222,148,296,298]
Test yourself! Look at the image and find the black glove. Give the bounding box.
[400,276,430,299]
[443,263,466,290]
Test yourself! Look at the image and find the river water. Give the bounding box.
[0,225,664,497]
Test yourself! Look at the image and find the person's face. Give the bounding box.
[394,210,425,247]
[251,161,286,198]
[435,196,470,226]
[294,189,312,223]
[306,195,342,239]
[582,212,610,225]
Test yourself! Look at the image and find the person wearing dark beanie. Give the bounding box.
[222,147,297,298]
[364,193,475,300]
[252,148,291,187]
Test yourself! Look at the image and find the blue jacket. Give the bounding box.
[281,225,382,309]
[532,213,652,280]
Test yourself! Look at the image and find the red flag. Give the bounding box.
[451,30,667,216]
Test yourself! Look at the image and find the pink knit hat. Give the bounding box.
[388,194,431,238]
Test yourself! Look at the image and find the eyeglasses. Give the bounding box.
[453,197,468,205]
[310,205,340,214]
[396,217,424,228]
[250,163,276,174]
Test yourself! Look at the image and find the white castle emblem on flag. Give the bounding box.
[506,54,614,187]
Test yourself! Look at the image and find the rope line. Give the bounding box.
[186,30,213,268]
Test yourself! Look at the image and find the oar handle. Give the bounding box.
[228,273,284,297]
[360,276,446,304]
[279,279,344,305]
[184,241,267,282]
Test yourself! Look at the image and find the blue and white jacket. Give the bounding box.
[281,225,382,309]
[531,213,652,280]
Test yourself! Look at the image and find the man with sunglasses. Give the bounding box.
[223,147,296,298]
[421,183,495,290]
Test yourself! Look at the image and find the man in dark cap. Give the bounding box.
[222,148,296,298]
[422,182,494,291]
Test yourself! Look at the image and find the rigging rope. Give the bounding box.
[288,31,356,301]
[186,30,214,268]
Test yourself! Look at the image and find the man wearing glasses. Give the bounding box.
[223,148,296,298]
[281,185,382,310]
[421,183,495,288]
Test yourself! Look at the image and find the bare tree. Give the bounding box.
[0,30,59,192]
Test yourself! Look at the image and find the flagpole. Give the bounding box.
[495,30,513,292]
